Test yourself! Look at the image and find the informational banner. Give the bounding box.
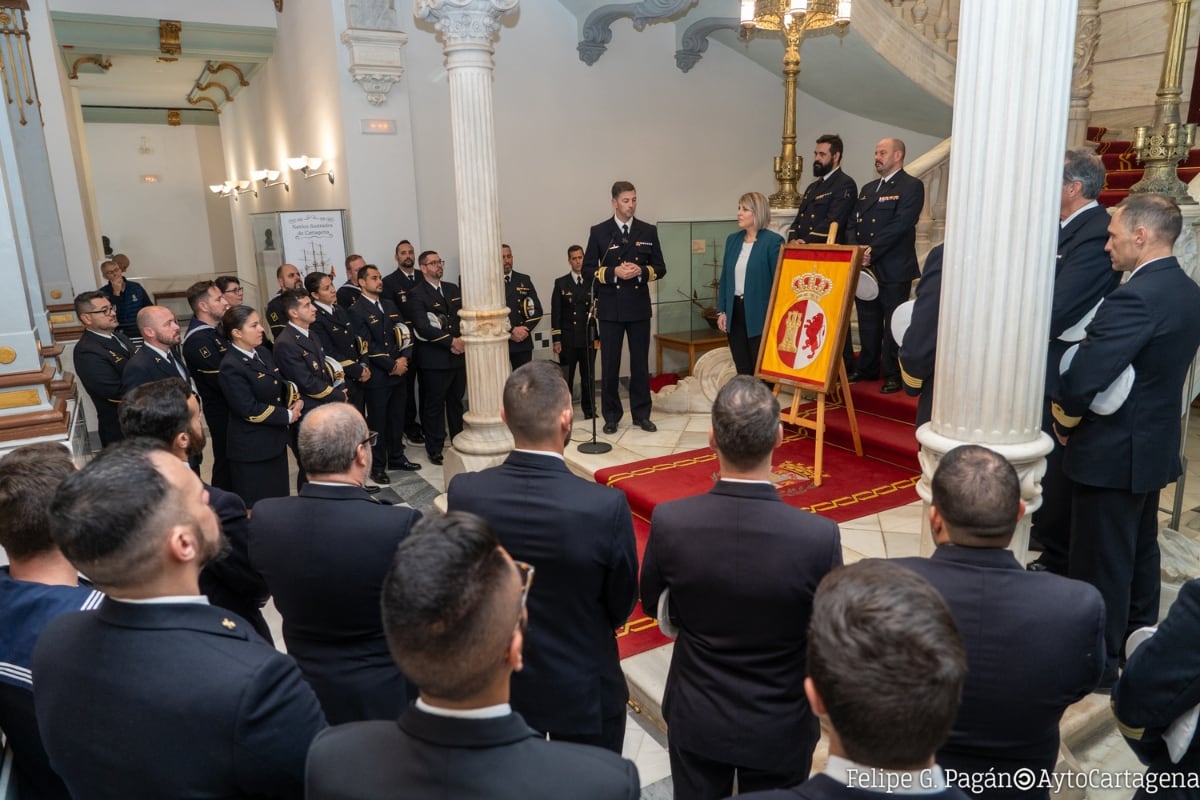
[758,244,862,392]
[278,210,348,278]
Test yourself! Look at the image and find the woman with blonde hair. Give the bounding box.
[716,192,784,375]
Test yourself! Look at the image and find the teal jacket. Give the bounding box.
[717,228,783,339]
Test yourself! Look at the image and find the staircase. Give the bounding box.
[792,381,921,472]
[1090,125,1200,206]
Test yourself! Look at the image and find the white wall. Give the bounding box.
[83,122,228,279]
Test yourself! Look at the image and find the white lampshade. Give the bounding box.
[208,184,223,194]
[306,157,323,170]
[265,169,281,181]
[790,0,809,13]
[250,169,267,182]
[835,0,851,22]
[287,156,309,171]
[739,0,754,26]
[237,180,251,190]
[222,180,236,192]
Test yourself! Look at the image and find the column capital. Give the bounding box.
[415,0,517,47]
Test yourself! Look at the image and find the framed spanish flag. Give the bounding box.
[757,244,863,393]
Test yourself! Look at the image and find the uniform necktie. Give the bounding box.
[165,351,185,379]
[505,274,511,284]
[621,223,629,237]
[576,275,582,286]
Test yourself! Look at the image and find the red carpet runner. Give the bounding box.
[604,382,922,659]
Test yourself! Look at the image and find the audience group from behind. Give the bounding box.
[7,177,1197,798]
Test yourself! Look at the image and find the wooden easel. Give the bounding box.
[765,225,862,487]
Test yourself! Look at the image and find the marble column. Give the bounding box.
[1067,0,1101,148]
[915,0,1075,560]
[415,0,518,478]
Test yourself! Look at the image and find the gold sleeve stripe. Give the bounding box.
[526,314,543,323]
[551,328,561,335]
[1051,402,1081,429]
[308,386,333,399]
[429,333,450,342]
[248,406,278,423]
[900,364,923,390]
[596,267,608,282]
[339,359,356,367]
[1114,718,1145,741]
[647,268,659,282]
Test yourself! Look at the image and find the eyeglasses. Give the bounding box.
[422,259,445,267]
[514,560,535,609]
[361,431,379,448]
[84,305,116,315]
[224,286,244,295]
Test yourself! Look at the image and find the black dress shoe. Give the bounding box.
[428,452,444,466]
[847,371,875,383]
[370,471,390,485]
[880,378,902,394]
[635,419,657,433]
[583,412,597,420]
[363,484,381,494]
[389,459,422,471]
[406,430,425,444]
[602,422,618,435]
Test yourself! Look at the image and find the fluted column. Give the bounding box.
[415,0,517,477]
[915,0,1076,559]
[1067,0,1101,148]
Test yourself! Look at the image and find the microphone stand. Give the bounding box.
[579,257,611,455]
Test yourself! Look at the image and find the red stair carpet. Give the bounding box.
[605,382,922,659]
[1089,125,1200,207]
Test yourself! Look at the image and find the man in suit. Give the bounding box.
[1053,193,1200,687]
[845,137,925,393]
[383,239,425,442]
[308,270,371,418]
[407,250,467,466]
[552,244,597,419]
[898,244,944,427]
[503,243,544,369]
[120,305,193,395]
[33,440,326,800]
[1028,149,1122,575]
[737,561,969,800]
[182,280,233,490]
[894,445,1105,798]
[119,378,273,643]
[583,180,667,434]
[1113,577,1200,797]
[250,404,421,724]
[338,253,366,310]
[275,289,347,489]
[350,264,421,484]
[71,290,133,446]
[447,362,638,753]
[786,134,858,245]
[304,511,640,799]
[0,443,102,800]
[265,262,303,338]
[641,376,842,798]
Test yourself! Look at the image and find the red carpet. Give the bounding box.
[1088,127,1200,207]
[606,384,921,659]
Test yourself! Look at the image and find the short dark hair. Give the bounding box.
[299,404,367,475]
[219,304,258,340]
[808,561,966,769]
[381,512,518,701]
[418,251,439,266]
[304,271,331,296]
[930,445,1020,544]
[119,378,193,445]
[817,133,844,159]
[1116,192,1183,246]
[611,180,635,199]
[503,361,570,444]
[567,245,583,257]
[275,263,293,279]
[0,443,75,558]
[356,264,381,286]
[281,288,310,316]
[345,253,364,270]
[1063,148,1105,200]
[214,275,241,293]
[501,243,511,251]
[394,240,412,257]
[711,376,780,471]
[186,280,217,314]
[74,290,107,316]
[50,439,184,590]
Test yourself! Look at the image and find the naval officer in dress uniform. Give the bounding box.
[552,245,597,419]
[503,244,544,370]
[786,134,858,246]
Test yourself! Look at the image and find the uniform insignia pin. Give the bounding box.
[221,618,236,629]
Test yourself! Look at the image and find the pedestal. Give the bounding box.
[916,0,1075,559]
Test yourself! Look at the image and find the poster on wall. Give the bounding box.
[757,244,862,392]
[278,210,349,279]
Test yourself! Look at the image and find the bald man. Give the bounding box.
[266,262,303,339]
[120,306,192,395]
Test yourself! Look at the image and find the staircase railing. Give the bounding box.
[888,0,958,56]
[906,136,952,262]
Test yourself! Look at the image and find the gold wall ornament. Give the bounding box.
[67,54,111,80]
[0,389,40,409]
[49,289,61,299]
[0,3,41,126]
[167,109,180,126]
[186,95,220,114]
[1129,0,1196,202]
[208,61,249,87]
[195,81,232,102]
[0,346,16,364]
[159,19,181,59]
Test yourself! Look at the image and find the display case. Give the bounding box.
[655,218,739,334]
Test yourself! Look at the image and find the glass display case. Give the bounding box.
[655,218,739,335]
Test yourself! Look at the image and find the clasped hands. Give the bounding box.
[614,261,641,280]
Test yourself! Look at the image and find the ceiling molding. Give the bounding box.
[81,106,218,126]
[674,15,736,73]
[578,0,697,65]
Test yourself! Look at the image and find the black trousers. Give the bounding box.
[403,368,422,438]
[421,366,466,456]
[230,452,290,510]
[204,406,232,492]
[598,317,651,424]
[346,380,366,417]
[362,382,406,470]
[1030,434,1073,574]
[547,709,626,756]
[560,343,597,416]
[854,279,912,380]
[509,349,532,370]
[1069,483,1161,677]
[669,745,812,800]
[727,296,761,376]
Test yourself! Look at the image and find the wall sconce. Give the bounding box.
[250,168,290,192]
[234,179,258,199]
[286,155,335,185]
[209,181,236,200]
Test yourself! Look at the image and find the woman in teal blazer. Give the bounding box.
[717,191,784,375]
